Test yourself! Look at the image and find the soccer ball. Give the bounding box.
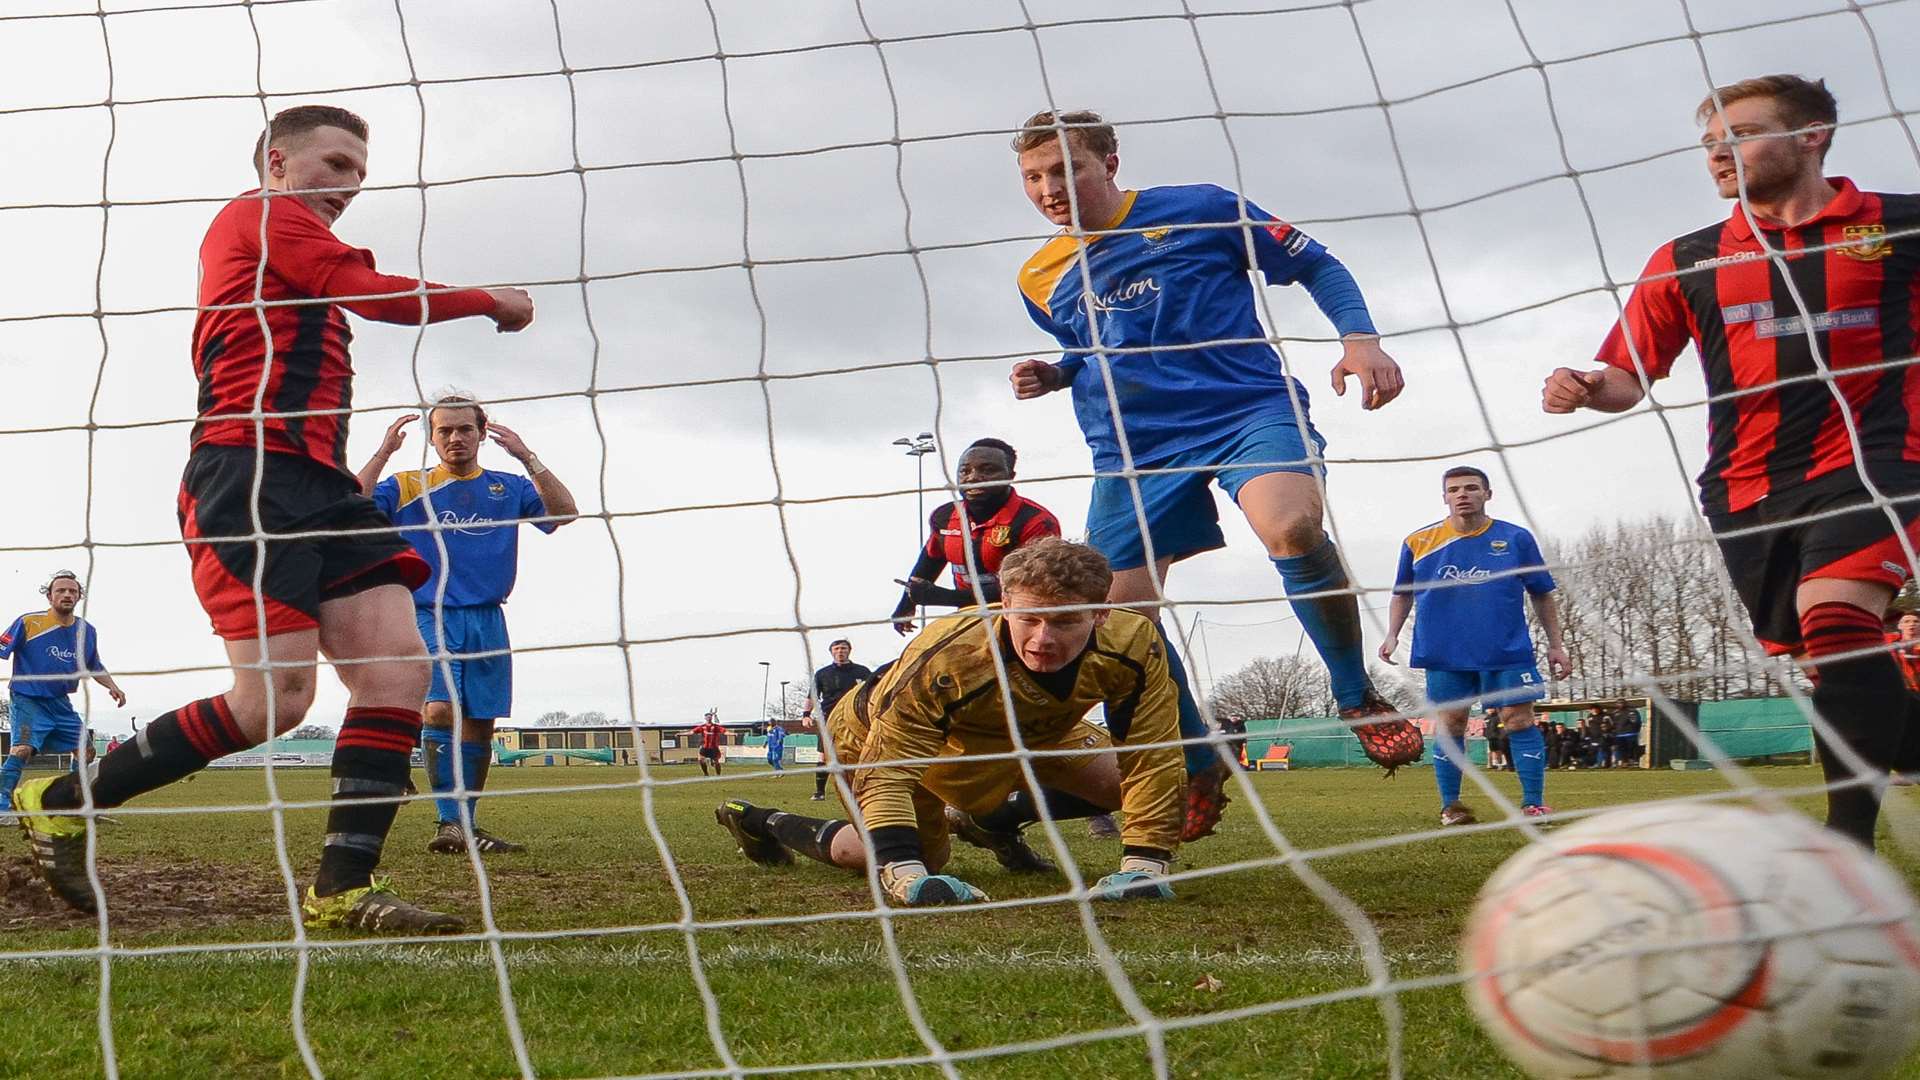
[1461,803,1920,1078]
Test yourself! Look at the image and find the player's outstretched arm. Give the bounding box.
[355,413,416,496]
[1106,641,1186,891]
[1541,366,1644,414]
[92,673,126,709]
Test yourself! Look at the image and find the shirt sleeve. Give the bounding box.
[850,653,954,839]
[0,617,20,660]
[83,624,103,674]
[371,475,400,518]
[1208,186,1329,286]
[259,195,497,325]
[1022,294,1087,385]
[1595,243,1691,380]
[1393,543,1416,593]
[519,475,557,534]
[1516,530,1556,595]
[1020,507,1063,544]
[1112,630,1186,855]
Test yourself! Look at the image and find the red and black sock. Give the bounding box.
[1802,601,1905,848]
[43,697,249,812]
[313,706,420,897]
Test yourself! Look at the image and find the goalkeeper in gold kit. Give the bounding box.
[716,538,1183,904]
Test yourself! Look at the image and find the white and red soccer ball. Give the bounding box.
[1462,803,1920,1078]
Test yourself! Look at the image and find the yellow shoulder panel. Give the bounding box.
[1017,235,1081,319]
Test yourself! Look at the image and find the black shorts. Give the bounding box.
[1710,465,1920,655]
[699,746,721,761]
[179,445,428,640]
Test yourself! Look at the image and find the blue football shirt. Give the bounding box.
[0,612,104,699]
[1019,183,1369,471]
[373,466,556,608]
[1394,518,1554,671]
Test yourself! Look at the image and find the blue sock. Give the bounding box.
[1508,724,1547,807]
[0,753,23,809]
[1156,621,1217,775]
[459,740,491,826]
[1432,731,1464,808]
[421,726,460,824]
[1271,539,1370,710]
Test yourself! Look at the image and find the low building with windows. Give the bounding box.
[493,720,762,767]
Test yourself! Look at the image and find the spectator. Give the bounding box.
[1613,706,1642,768]
[1218,714,1250,766]
[1485,711,1507,771]
[1544,721,1565,769]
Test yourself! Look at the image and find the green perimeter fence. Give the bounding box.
[1238,697,1813,768]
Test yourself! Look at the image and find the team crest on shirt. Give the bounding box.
[987,525,1012,547]
[1489,540,1509,554]
[1841,224,1891,261]
[1139,226,1184,253]
[488,481,508,497]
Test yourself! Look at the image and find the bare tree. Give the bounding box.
[535,709,572,727]
[1207,655,1333,720]
[285,723,334,740]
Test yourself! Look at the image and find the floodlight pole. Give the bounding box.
[893,432,937,628]
[758,661,771,723]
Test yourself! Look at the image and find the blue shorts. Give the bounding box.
[1086,414,1326,572]
[9,693,84,754]
[416,605,513,720]
[1425,667,1545,712]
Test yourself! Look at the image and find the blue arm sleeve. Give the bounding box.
[1393,544,1416,594]
[1518,531,1556,594]
[1295,253,1378,338]
[0,618,18,660]
[371,476,399,517]
[1021,294,1085,384]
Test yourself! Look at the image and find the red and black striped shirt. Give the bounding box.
[1596,178,1920,517]
[923,492,1062,591]
[192,190,495,475]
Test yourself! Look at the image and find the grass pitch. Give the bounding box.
[0,763,1915,1079]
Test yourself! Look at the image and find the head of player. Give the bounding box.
[999,537,1111,674]
[254,105,368,226]
[41,572,82,619]
[1442,466,1491,530]
[956,438,1018,521]
[1899,612,1920,642]
[1698,74,1835,207]
[426,394,488,474]
[1015,110,1125,231]
[828,639,852,666]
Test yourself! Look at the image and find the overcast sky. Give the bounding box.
[1,0,1917,734]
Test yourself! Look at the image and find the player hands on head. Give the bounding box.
[358,390,579,857]
[716,538,1185,906]
[11,105,533,932]
[1541,74,1920,847]
[890,438,1061,635]
[1005,109,1423,845]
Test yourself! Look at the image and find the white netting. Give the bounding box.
[3,1,1920,1077]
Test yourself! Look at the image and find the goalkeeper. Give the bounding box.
[716,538,1182,905]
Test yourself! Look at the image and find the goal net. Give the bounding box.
[1,1,1917,1077]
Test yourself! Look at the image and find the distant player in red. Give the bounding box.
[693,711,728,777]
[12,105,533,930]
[890,438,1061,633]
[1543,74,1920,847]
[1891,613,1920,695]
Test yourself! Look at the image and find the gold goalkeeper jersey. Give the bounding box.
[831,607,1184,853]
